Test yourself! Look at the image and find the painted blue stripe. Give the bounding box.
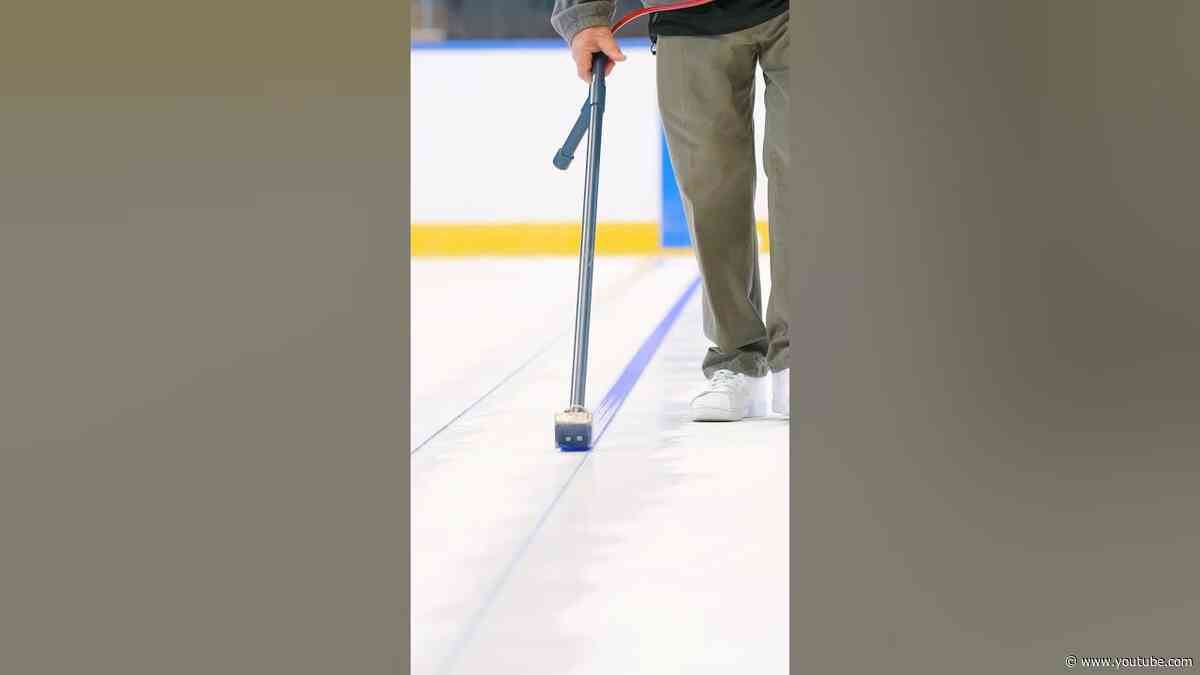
[659,126,691,248]
[413,38,653,51]
[412,258,666,456]
[582,273,703,448]
[434,273,703,674]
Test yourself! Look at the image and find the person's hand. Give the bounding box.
[570,26,626,82]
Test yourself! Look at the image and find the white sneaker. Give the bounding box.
[772,369,789,417]
[690,370,769,422]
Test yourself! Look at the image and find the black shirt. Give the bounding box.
[649,0,788,38]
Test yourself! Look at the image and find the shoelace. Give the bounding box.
[704,370,741,392]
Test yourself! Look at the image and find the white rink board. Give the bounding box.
[411,44,771,226]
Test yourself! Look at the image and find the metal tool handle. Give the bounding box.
[567,52,608,407]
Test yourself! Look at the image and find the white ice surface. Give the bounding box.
[411,257,659,450]
[411,255,788,675]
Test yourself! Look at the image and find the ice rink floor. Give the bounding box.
[412,255,789,675]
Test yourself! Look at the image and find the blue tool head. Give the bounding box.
[554,407,593,451]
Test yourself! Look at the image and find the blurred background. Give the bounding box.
[412,0,650,41]
[409,0,768,257]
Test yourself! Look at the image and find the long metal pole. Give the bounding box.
[568,54,608,408]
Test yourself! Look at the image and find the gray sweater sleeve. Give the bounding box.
[550,0,616,45]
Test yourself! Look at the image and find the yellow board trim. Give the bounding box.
[412,221,770,256]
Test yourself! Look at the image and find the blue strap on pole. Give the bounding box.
[553,99,592,170]
[553,54,609,171]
